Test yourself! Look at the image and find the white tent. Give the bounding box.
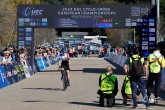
[89,37,101,45]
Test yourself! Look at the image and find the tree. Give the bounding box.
[34,28,57,47]
[0,0,40,48]
[0,0,16,48]
[9,0,40,7]
[105,29,133,47]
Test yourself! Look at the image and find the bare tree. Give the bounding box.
[105,28,133,47]
[34,28,57,47]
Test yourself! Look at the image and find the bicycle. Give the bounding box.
[61,67,70,91]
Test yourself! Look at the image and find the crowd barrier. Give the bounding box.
[105,52,165,91]
[0,55,59,89]
[105,52,128,68]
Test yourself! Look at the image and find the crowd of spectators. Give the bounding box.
[0,47,28,65]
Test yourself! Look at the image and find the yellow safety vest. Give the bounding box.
[100,74,116,94]
[123,76,132,94]
[148,54,163,73]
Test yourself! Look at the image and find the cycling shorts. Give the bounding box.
[61,60,69,70]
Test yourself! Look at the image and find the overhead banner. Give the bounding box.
[18,5,156,28]
[17,5,157,70]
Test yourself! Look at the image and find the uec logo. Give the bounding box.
[25,7,43,16]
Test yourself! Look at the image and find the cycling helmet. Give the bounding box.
[61,55,67,61]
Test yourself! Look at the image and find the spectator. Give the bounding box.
[19,48,28,63]
[82,46,87,57]
[121,75,141,105]
[2,51,13,65]
[123,47,151,109]
[146,46,165,104]
[7,47,17,63]
[69,47,73,58]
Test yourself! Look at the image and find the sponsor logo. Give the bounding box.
[19,33,25,36]
[19,18,24,22]
[25,18,30,22]
[143,23,148,26]
[149,37,155,41]
[42,18,47,22]
[26,41,32,45]
[143,19,148,22]
[30,18,36,22]
[149,23,155,26]
[19,41,25,45]
[24,7,43,16]
[30,22,36,26]
[131,22,137,26]
[142,41,148,45]
[142,28,148,32]
[19,22,24,26]
[0,70,6,82]
[36,19,42,22]
[19,37,25,40]
[26,33,32,36]
[137,19,143,22]
[36,22,42,26]
[26,37,32,41]
[149,33,156,36]
[142,46,148,50]
[142,33,148,36]
[126,18,131,22]
[19,28,25,32]
[26,28,32,32]
[131,19,137,22]
[149,42,155,45]
[149,28,155,32]
[149,19,155,23]
[19,46,25,49]
[142,37,148,41]
[149,46,155,50]
[126,23,131,26]
[42,22,48,26]
[137,22,142,26]
[24,22,30,26]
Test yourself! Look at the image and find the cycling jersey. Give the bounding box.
[59,53,70,70]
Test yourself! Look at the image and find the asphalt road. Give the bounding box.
[0,57,165,110]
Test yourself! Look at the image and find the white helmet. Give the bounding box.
[61,56,67,61]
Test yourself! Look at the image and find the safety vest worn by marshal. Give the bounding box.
[148,54,163,73]
[123,76,132,94]
[129,55,145,68]
[100,74,116,94]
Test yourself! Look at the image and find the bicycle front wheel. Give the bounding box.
[63,80,67,91]
[62,72,67,91]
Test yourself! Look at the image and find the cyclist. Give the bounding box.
[58,52,70,86]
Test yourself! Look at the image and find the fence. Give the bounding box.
[0,55,59,89]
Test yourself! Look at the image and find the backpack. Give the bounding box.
[129,56,145,80]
